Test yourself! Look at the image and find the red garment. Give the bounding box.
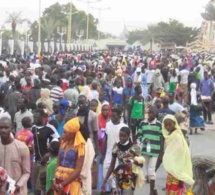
[22,85,33,90]
[61,79,69,92]
[98,104,111,150]
[98,104,111,130]
[98,114,107,130]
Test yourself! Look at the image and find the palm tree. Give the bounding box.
[41,18,60,52]
[6,11,23,39]
[201,1,215,48]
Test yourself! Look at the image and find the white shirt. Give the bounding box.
[104,121,127,166]
[179,69,189,84]
[169,102,185,113]
[14,110,33,132]
[91,90,99,100]
[145,69,155,84]
[170,76,178,83]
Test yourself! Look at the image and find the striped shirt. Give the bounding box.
[50,86,63,102]
[137,119,162,157]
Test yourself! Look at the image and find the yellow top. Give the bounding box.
[162,115,194,185]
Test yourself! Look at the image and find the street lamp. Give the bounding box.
[90,6,110,41]
[76,30,84,42]
[66,0,79,45]
[77,0,101,42]
[38,0,42,57]
[57,27,67,51]
[25,30,31,51]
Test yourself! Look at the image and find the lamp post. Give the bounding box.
[90,6,110,41]
[57,27,67,51]
[68,0,72,45]
[67,8,78,45]
[76,30,84,42]
[77,0,101,42]
[38,0,42,57]
[25,30,31,51]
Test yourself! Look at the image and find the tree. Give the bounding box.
[127,19,199,46]
[41,18,60,52]
[201,0,215,44]
[41,18,60,41]
[30,2,99,42]
[201,1,215,21]
[5,11,23,39]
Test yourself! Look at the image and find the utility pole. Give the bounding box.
[38,0,41,57]
[57,27,66,51]
[68,0,72,45]
[77,0,101,42]
[90,6,110,41]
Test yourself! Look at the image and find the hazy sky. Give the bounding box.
[0,0,209,36]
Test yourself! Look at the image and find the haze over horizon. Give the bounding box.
[0,0,209,36]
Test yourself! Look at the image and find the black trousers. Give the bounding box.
[203,101,212,122]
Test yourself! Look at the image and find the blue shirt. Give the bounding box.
[200,79,214,96]
[101,84,111,102]
[112,87,123,104]
[123,87,135,103]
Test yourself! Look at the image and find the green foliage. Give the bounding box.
[127,19,199,46]
[41,18,60,41]
[5,11,23,39]
[30,2,99,42]
[201,0,215,21]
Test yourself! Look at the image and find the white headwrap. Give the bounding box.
[134,68,142,83]
[190,83,197,105]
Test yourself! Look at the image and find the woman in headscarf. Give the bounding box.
[50,99,70,137]
[189,83,205,134]
[101,127,144,195]
[162,115,194,195]
[53,117,85,195]
[97,104,111,190]
[36,88,53,115]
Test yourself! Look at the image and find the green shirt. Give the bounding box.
[196,72,201,80]
[46,157,57,193]
[137,119,162,157]
[129,96,144,119]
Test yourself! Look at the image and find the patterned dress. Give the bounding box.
[54,148,83,195]
[112,143,141,195]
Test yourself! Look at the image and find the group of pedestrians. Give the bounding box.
[0,50,214,195]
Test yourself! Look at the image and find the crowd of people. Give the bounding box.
[0,50,214,195]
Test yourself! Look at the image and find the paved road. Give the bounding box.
[135,120,215,195]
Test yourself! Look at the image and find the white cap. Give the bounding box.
[136,67,141,72]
